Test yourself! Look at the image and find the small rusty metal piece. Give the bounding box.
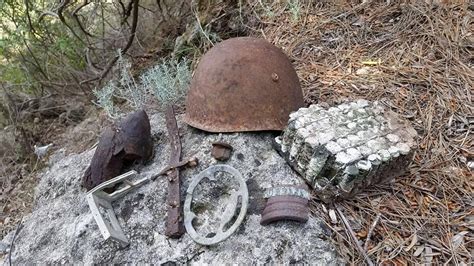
[82,110,153,191]
[260,186,309,225]
[164,105,185,238]
[150,157,199,181]
[211,142,233,161]
[184,37,304,132]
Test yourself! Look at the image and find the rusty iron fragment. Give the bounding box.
[260,186,309,225]
[184,37,304,132]
[211,142,233,161]
[150,157,198,181]
[164,105,185,238]
[260,197,309,225]
[82,110,153,191]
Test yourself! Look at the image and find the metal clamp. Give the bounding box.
[184,165,248,245]
[86,170,149,246]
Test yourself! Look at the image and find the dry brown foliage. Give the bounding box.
[248,0,472,264]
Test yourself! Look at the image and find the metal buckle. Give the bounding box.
[184,165,248,245]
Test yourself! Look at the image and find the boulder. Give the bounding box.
[2,113,340,264]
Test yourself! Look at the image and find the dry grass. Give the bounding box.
[247,1,473,264]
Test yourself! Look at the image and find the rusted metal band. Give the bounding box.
[260,195,309,225]
[164,105,185,238]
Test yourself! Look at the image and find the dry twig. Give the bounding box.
[336,206,374,266]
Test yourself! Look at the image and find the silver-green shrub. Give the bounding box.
[93,82,119,119]
[93,52,191,119]
[140,58,191,107]
[115,52,148,110]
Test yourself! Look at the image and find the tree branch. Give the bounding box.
[72,0,95,37]
[56,0,85,43]
[21,39,49,79]
[24,0,36,34]
[81,0,140,84]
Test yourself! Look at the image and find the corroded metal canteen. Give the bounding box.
[184,165,248,245]
[184,37,304,132]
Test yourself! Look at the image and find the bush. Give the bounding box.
[93,55,191,119]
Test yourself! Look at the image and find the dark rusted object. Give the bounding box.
[184,37,305,132]
[164,105,185,238]
[211,142,233,161]
[260,196,309,225]
[82,110,153,191]
[150,157,199,181]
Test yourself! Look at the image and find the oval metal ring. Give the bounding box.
[184,165,248,245]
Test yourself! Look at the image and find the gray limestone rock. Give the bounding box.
[276,100,417,202]
[1,113,340,264]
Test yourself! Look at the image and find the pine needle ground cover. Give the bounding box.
[250,1,472,264]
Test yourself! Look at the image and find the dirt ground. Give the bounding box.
[0,106,110,238]
[2,1,472,265]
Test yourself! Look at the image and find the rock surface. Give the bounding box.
[2,113,340,264]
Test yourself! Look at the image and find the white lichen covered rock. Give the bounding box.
[275,100,417,202]
[1,113,340,264]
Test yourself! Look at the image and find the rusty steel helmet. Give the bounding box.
[184,37,304,132]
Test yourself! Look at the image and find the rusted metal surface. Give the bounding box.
[211,142,233,161]
[149,157,198,181]
[164,105,185,238]
[260,196,308,225]
[184,37,304,133]
[260,192,309,225]
[82,110,153,191]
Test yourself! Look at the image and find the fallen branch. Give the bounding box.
[336,205,374,266]
[364,213,381,251]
